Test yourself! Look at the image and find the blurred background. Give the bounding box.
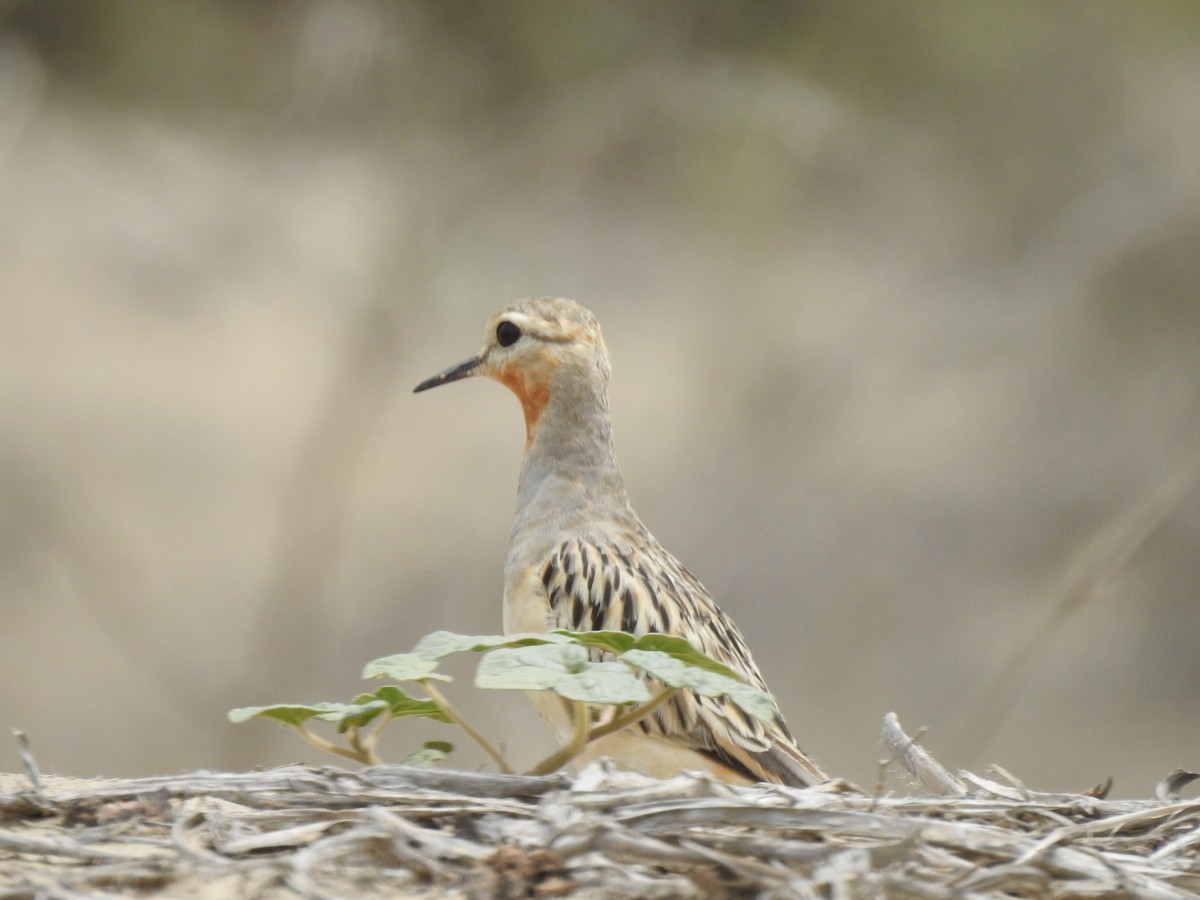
[1,1,1198,797]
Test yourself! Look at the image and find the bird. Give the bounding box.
[414,297,827,787]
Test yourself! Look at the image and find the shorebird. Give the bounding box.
[414,298,827,786]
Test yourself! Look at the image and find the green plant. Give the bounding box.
[229,630,776,774]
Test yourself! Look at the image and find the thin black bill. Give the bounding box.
[413,355,483,393]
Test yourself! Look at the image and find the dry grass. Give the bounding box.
[2,717,1197,899]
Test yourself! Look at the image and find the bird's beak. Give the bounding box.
[413,355,484,393]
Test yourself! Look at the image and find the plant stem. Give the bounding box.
[421,680,512,774]
[346,725,381,766]
[359,714,392,764]
[524,688,680,776]
[525,699,591,776]
[587,686,679,743]
[296,723,370,765]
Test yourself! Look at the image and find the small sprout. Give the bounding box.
[403,741,454,767]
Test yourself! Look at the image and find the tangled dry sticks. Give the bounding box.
[1,716,1198,899]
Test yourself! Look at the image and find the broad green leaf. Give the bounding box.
[415,630,572,658]
[364,632,574,681]
[629,634,742,680]
[476,643,653,704]
[554,630,744,681]
[403,740,454,767]
[373,685,451,723]
[333,696,391,732]
[412,631,509,658]
[475,642,588,690]
[620,649,777,723]
[361,653,452,682]
[331,688,451,732]
[228,703,358,728]
[554,630,637,655]
[468,632,574,652]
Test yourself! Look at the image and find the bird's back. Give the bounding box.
[505,507,827,787]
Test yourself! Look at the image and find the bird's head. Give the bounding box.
[415,297,611,445]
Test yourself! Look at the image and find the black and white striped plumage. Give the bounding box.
[538,535,826,786]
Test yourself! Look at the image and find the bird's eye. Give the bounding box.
[496,321,521,347]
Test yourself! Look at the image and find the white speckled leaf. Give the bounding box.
[476,643,653,704]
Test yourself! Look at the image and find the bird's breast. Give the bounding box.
[503,562,553,635]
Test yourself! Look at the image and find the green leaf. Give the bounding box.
[476,643,653,705]
[363,631,574,682]
[619,649,777,723]
[373,685,451,723]
[403,740,454,767]
[554,629,637,655]
[332,696,391,732]
[629,634,742,680]
[230,686,452,734]
[417,630,572,657]
[361,653,452,682]
[554,630,744,680]
[412,631,510,658]
[331,687,452,732]
[228,703,357,728]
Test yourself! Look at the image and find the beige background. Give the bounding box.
[1,2,1198,797]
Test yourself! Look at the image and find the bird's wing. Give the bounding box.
[538,536,827,787]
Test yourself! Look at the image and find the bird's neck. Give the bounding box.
[512,377,630,536]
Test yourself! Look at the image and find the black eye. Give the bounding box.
[496,321,521,347]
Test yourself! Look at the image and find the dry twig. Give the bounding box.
[2,726,1199,899]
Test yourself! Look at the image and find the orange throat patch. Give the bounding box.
[495,355,556,447]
